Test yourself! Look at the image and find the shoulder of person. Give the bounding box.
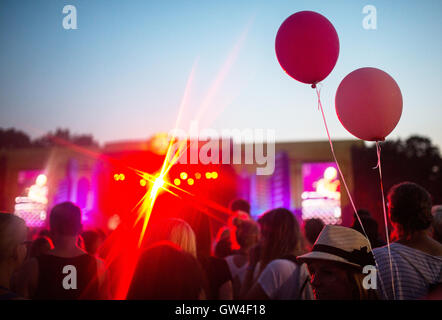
[373,244,397,256]
[264,259,299,272]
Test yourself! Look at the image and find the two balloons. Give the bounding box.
[275,11,402,141]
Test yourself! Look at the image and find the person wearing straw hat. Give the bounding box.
[297,225,378,300]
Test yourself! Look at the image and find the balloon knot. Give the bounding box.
[311,84,316,89]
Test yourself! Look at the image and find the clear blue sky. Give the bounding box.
[1,0,441,148]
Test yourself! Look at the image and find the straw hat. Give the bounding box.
[297,225,375,268]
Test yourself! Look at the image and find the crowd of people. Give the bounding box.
[0,181,441,300]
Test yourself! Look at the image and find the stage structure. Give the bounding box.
[0,137,362,230]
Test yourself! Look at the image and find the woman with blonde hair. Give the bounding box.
[147,217,233,299]
[148,218,197,257]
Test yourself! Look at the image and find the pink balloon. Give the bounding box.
[275,11,340,86]
[335,67,403,141]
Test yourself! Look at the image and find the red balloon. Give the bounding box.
[275,11,340,86]
[335,67,403,141]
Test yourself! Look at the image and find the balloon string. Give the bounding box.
[314,87,371,249]
[375,141,396,300]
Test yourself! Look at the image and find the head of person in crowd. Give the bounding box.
[354,209,371,220]
[388,182,433,239]
[214,226,232,258]
[304,218,325,246]
[49,202,83,247]
[351,212,385,248]
[37,229,51,239]
[227,206,253,252]
[0,213,28,289]
[148,218,197,257]
[257,208,303,271]
[29,236,53,258]
[95,228,107,243]
[127,241,206,300]
[431,205,442,244]
[229,198,251,216]
[298,225,378,300]
[81,230,101,256]
[234,218,260,254]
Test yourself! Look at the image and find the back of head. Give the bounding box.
[304,218,325,244]
[30,236,53,258]
[353,209,371,221]
[38,229,51,238]
[351,217,383,248]
[81,230,101,255]
[49,202,82,236]
[235,219,259,250]
[388,182,433,235]
[163,218,197,257]
[258,208,301,265]
[148,218,197,257]
[0,213,27,263]
[229,199,251,215]
[127,241,205,300]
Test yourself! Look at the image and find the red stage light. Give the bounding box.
[205,172,212,179]
[174,178,181,186]
[139,179,147,187]
[211,171,218,179]
[187,178,194,186]
[180,172,188,180]
[195,172,201,179]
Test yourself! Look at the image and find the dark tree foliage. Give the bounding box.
[352,135,442,237]
[0,128,33,149]
[0,127,99,149]
[33,128,99,148]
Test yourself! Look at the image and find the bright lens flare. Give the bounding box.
[151,175,165,197]
[136,173,167,247]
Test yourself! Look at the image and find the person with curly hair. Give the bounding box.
[373,182,442,300]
